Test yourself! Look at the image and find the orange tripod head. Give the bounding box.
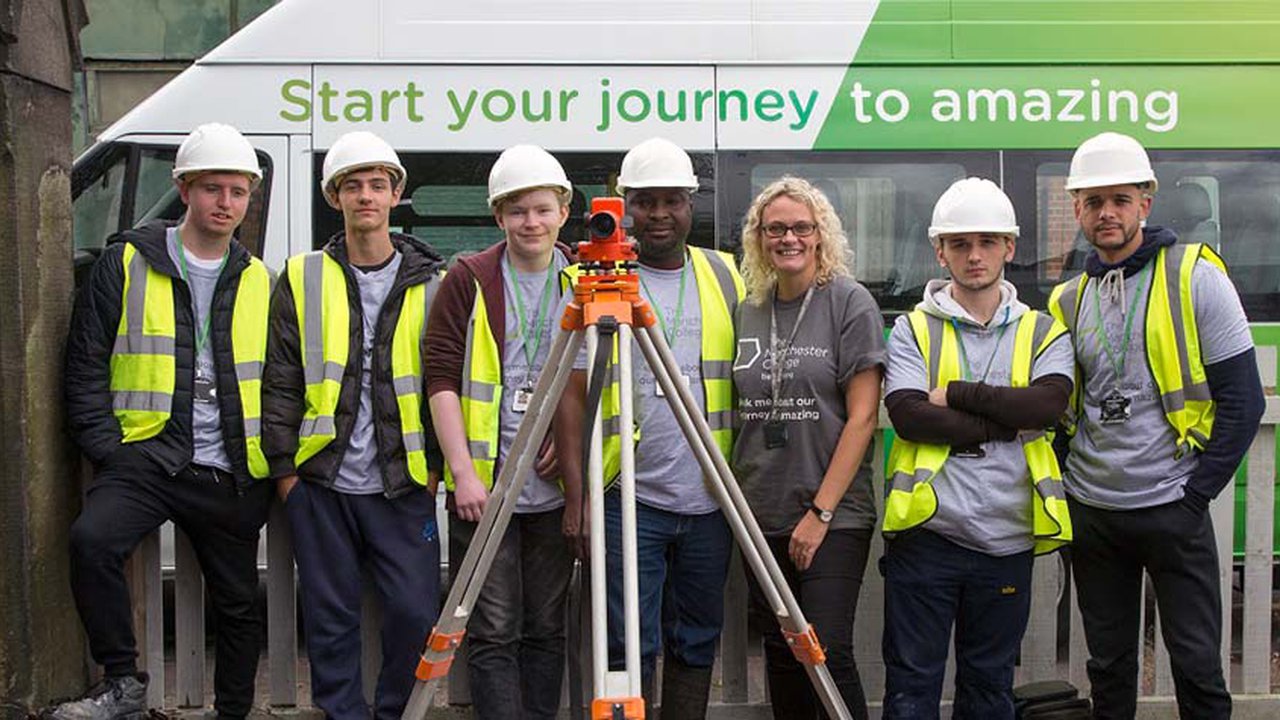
[563,197,655,331]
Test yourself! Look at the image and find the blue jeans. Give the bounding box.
[604,492,732,684]
[450,508,574,720]
[881,530,1034,720]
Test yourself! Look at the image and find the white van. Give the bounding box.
[68,0,1280,622]
[73,0,1280,328]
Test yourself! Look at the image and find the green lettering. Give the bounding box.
[447,89,477,131]
[597,79,612,131]
[279,78,311,122]
[380,89,402,122]
[522,90,553,122]
[754,90,784,122]
[788,90,818,130]
[344,90,373,122]
[656,90,686,122]
[559,89,579,120]
[694,89,714,122]
[617,89,650,123]
[718,89,748,122]
[405,82,425,122]
[482,90,515,122]
[318,81,339,122]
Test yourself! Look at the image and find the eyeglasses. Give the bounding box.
[763,222,817,239]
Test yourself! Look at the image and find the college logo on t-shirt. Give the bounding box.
[734,338,762,371]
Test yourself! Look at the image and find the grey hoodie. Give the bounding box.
[884,279,1074,555]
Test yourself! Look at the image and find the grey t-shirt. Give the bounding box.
[1065,260,1254,509]
[334,251,403,494]
[499,249,570,514]
[731,275,886,535]
[167,228,231,472]
[883,284,1075,555]
[631,262,712,514]
[566,259,715,513]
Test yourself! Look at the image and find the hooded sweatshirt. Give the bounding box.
[884,279,1074,555]
[1064,226,1261,511]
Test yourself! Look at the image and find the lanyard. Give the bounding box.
[505,254,558,372]
[950,309,1010,383]
[768,284,815,419]
[173,237,228,357]
[638,260,689,350]
[1091,265,1150,380]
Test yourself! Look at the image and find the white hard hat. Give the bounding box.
[172,123,262,183]
[616,138,698,193]
[487,144,572,207]
[321,131,407,197]
[1065,132,1158,193]
[928,177,1019,241]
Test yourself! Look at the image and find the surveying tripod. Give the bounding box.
[402,197,852,720]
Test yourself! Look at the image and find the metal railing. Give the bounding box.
[123,407,1280,717]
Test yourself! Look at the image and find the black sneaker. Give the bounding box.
[43,674,148,720]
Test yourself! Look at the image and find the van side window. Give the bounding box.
[1006,151,1280,321]
[71,143,273,260]
[718,151,999,319]
[310,151,716,264]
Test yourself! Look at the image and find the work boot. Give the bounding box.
[660,655,713,720]
[43,674,148,720]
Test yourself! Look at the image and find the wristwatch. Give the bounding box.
[806,501,834,524]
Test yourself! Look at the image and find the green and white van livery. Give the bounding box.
[72,0,1280,559]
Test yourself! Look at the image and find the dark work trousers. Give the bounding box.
[449,507,574,720]
[286,481,441,720]
[746,528,873,720]
[69,446,272,718]
[1068,494,1231,720]
[881,530,1034,720]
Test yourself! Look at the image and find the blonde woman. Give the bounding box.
[732,176,884,719]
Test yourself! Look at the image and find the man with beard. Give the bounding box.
[1048,132,1264,719]
[559,138,743,718]
[882,178,1073,719]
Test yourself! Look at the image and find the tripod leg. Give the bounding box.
[585,325,609,695]
[633,325,853,720]
[401,327,584,720]
[583,322,646,720]
[616,324,642,695]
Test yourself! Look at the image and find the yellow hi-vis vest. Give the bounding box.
[286,251,436,485]
[553,247,744,490]
[442,279,527,491]
[111,242,271,478]
[687,247,745,458]
[1048,243,1224,458]
[883,309,1072,555]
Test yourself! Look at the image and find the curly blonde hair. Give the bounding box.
[740,176,852,303]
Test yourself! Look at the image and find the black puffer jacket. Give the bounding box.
[261,233,446,498]
[64,220,269,489]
